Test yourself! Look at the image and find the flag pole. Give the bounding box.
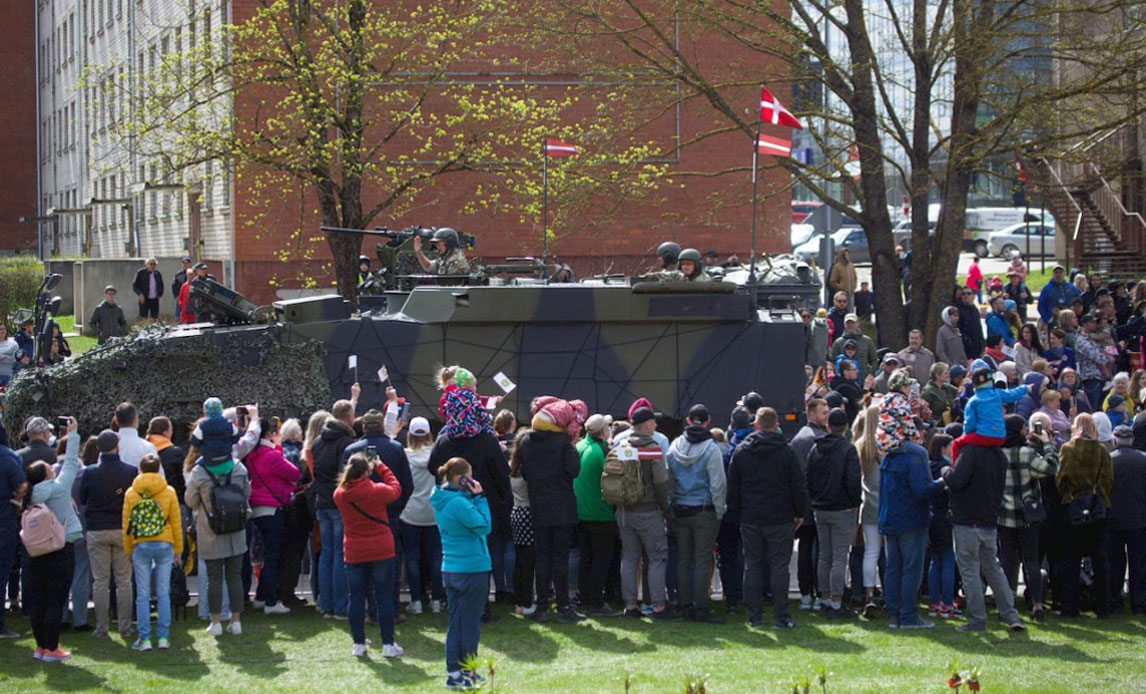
[749,123,760,285]
[542,139,549,264]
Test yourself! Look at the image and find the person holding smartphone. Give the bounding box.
[431,457,491,690]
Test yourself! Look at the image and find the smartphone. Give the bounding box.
[366,445,378,460]
[271,416,281,434]
[235,406,249,417]
[1034,421,1044,436]
[398,402,411,422]
[458,475,475,492]
[56,416,69,429]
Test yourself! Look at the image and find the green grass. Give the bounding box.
[54,315,97,356]
[1,604,1142,693]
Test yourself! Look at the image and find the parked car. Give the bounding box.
[791,201,823,224]
[791,223,816,251]
[987,221,1057,258]
[965,207,1055,257]
[794,226,869,264]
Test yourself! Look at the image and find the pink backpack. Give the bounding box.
[20,503,65,557]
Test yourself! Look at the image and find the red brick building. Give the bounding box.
[0,1,39,254]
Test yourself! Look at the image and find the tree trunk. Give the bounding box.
[844,0,906,350]
[906,0,936,333]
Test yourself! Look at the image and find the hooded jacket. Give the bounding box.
[1038,278,1081,324]
[945,443,1008,527]
[517,429,580,527]
[790,424,826,520]
[431,483,492,573]
[311,419,356,510]
[727,429,807,527]
[964,383,1030,439]
[986,309,1015,347]
[878,441,943,535]
[121,471,183,556]
[148,434,186,502]
[1014,373,1046,420]
[428,431,511,538]
[936,307,968,367]
[246,441,301,509]
[831,331,878,380]
[89,299,126,344]
[828,248,858,296]
[666,425,727,519]
[333,463,401,564]
[806,433,862,511]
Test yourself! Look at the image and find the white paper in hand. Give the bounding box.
[492,371,516,394]
[377,365,389,384]
[347,354,358,370]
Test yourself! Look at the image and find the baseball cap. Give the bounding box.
[194,261,208,270]
[409,416,431,436]
[1108,394,1126,410]
[740,392,765,412]
[730,406,751,431]
[882,353,903,366]
[1079,312,1098,326]
[361,409,385,433]
[845,313,859,323]
[630,407,657,425]
[181,256,192,263]
[104,285,117,294]
[686,404,710,424]
[844,339,858,350]
[1114,424,1134,442]
[827,407,849,429]
[949,365,967,379]
[97,429,119,453]
[888,368,917,391]
[24,417,53,437]
[585,413,612,436]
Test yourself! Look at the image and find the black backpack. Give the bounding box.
[203,467,248,535]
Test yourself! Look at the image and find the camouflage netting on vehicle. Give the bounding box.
[2,323,331,436]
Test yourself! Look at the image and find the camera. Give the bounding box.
[57,416,69,429]
[1034,421,1044,436]
[366,445,378,460]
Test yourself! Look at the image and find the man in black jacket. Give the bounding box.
[131,258,164,320]
[942,444,1025,632]
[1110,425,1146,614]
[957,288,985,359]
[79,430,138,638]
[789,398,827,609]
[728,407,807,629]
[806,408,862,618]
[16,417,56,469]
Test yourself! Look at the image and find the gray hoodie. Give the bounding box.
[936,307,968,367]
[665,426,727,519]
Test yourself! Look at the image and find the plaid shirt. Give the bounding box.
[998,443,1058,528]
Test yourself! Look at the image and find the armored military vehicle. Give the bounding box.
[3,231,814,436]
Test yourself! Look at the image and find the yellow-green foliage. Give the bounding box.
[0,256,43,330]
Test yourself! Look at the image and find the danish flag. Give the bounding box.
[759,86,804,130]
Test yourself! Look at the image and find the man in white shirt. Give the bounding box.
[114,402,160,475]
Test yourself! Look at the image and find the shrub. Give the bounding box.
[0,256,44,329]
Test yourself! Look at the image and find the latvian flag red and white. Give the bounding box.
[755,134,793,158]
[544,138,578,157]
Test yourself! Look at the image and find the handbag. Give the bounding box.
[1012,452,1047,525]
[1067,485,1106,527]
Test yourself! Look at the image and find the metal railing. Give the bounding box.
[1084,162,1146,257]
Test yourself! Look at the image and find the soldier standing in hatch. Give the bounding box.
[654,242,680,273]
[677,249,711,283]
[90,285,127,345]
[413,228,471,275]
[358,255,372,285]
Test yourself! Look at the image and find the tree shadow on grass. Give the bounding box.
[910,627,1107,663]
[549,620,659,654]
[215,626,289,678]
[483,620,562,663]
[26,662,113,693]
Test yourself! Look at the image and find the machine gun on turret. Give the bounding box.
[321,225,479,293]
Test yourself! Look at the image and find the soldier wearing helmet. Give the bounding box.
[358,255,372,285]
[677,248,711,282]
[413,227,471,275]
[655,241,681,272]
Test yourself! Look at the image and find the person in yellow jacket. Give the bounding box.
[121,454,184,651]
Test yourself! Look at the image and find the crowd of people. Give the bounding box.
[2,258,1146,690]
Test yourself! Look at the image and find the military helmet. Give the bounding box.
[432,227,460,251]
[657,241,681,266]
[678,248,702,263]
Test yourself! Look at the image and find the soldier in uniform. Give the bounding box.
[655,241,681,273]
[413,228,471,275]
[677,248,711,283]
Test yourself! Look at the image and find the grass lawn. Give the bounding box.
[1,603,1142,693]
[54,315,97,356]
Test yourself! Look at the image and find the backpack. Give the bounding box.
[601,442,646,508]
[128,493,166,539]
[203,467,248,535]
[20,503,66,557]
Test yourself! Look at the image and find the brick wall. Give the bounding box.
[0,1,38,252]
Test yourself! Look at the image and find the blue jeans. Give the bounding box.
[928,548,955,605]
[0,526,18,631]
[883,527,927,625]
[251,511,286,606]
[133,542,174,641]
[317,508,347,616]
[443,571,488,674]
[346,559,396,646]
[489,533,515,596]
[401,523,444,602]
[65,543,91,627]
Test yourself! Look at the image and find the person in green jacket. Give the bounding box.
[573,414,619,616]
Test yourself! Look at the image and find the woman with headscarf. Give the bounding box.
[1056,413,1114,618]
[936,306,968,368]
[428,368,511,619]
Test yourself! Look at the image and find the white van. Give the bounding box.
[965,207,1055,257]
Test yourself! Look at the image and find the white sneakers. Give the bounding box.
[252,599,266,610]
[205,622,223,636]
[264,603,291,615]
[352,642,403,658]
[430,600,442,614]
[226,621,242,635]
[407,601,423,615]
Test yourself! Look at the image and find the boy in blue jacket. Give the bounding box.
[951,360,1030,462]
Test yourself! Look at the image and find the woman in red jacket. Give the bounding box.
[333,451,403,658]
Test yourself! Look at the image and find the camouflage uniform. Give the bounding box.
[685,270,712,283]
[430,249,471,275]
